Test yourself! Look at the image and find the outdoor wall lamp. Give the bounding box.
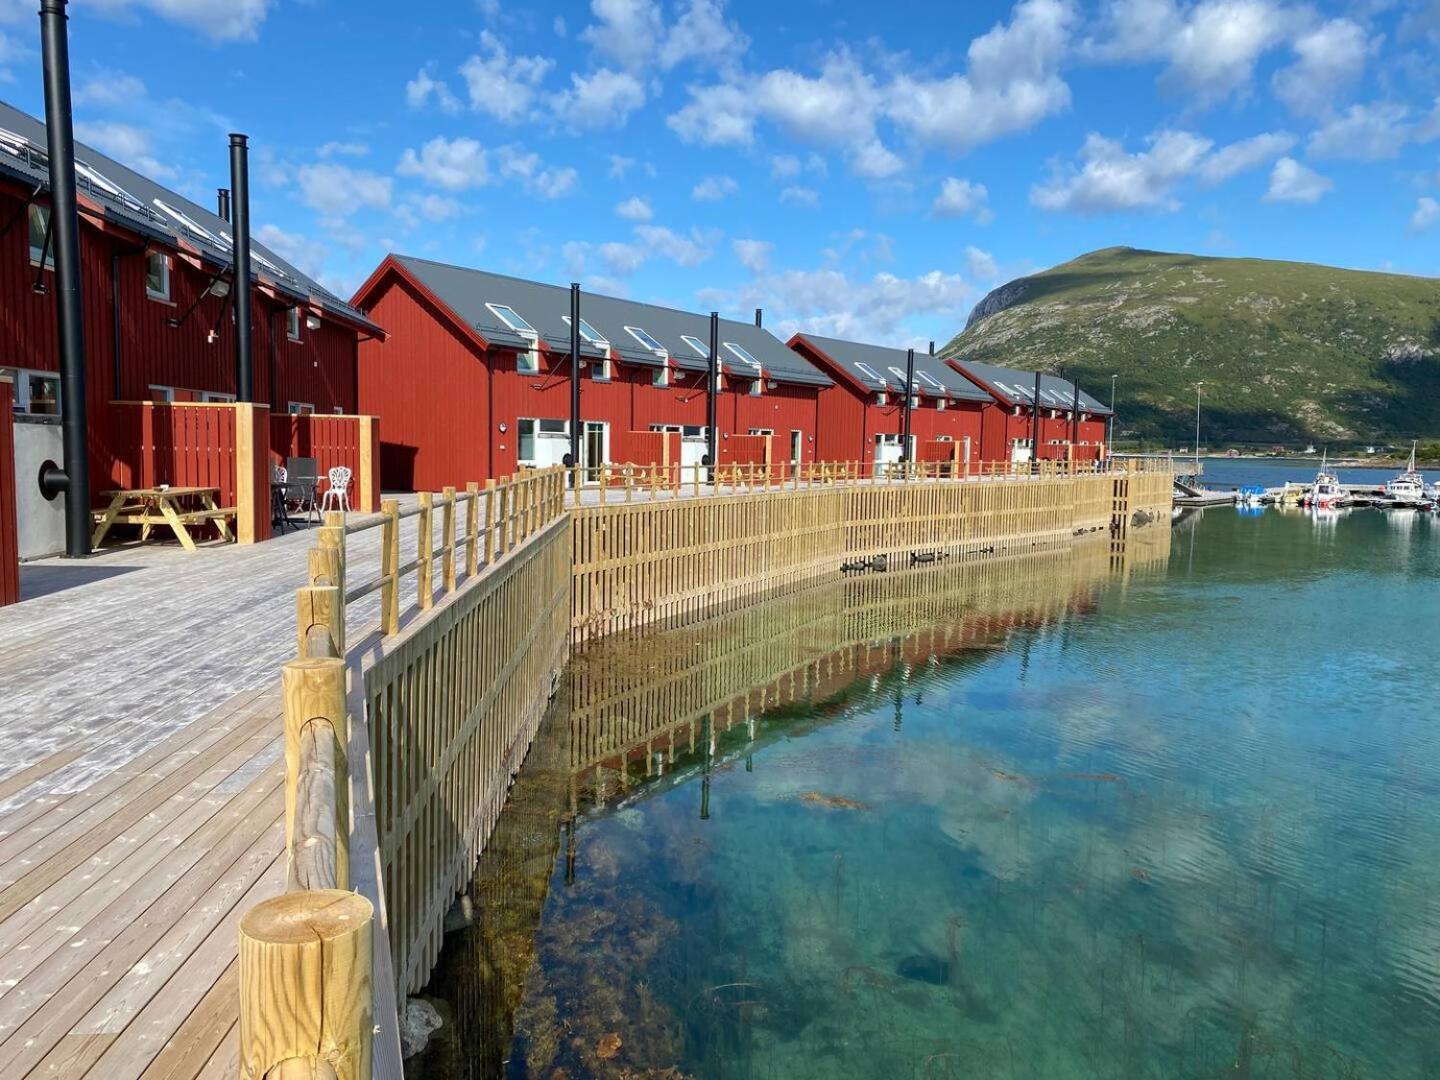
[306,314,321,331]
[498,422,508,433]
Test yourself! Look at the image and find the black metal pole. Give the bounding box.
[706,312,719,469]
[754,307,762,329]
[1030,369,1042,460]
[229,134,253,401]
[39,0,90,557]
[902,347,915,461]
[569,283,580,478]
[217,187,231,222]
[1071,376,1080,447]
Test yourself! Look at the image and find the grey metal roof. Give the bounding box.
[0,98,378,333]
[791,333,992,402]
[391,255,832,387]
[950,358,1111,414]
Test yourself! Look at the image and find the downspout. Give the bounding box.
[38,0,91,557]
[110,242,147,399]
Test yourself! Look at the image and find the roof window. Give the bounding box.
[723,342,763,371]
[625,325,667,355]
[153,198,224,248]
[75,160,144,213]
[680,334,711,359]
[562,315,607,345]
[854,362,885,384]
[486,302,536,334]
[916,371,946,392]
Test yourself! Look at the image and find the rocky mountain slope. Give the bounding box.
[940,247,1440,443]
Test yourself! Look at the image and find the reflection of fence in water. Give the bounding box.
[567,530,1169,793]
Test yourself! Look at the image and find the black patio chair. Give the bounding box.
[285,456,321,524]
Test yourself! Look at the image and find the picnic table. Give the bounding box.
[91,486,235,552]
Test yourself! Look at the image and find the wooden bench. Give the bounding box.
[92,487,237,552]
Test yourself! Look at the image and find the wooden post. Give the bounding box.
[234,402,270,545]
[417,492,433,610]
[280,656,349,890]
[483,480,496,565]
[295,585,343,659]
[356,415,379,512]
[308,547,341,589]
[238,889,373,1080]
[379,499,399,637]
[442,486,457,593]
[465,481,479,577]
[317,525,345,601]
[495,479,509,556]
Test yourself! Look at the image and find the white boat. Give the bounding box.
[1385,443,1427,507]
[1302,452,1346,509]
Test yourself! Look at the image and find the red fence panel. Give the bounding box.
[269,413,380,511]
[0,379,18,605]
[105,402,240,506]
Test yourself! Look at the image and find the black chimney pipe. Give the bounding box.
[39,0,90,557]
[928,340,935,355]
[901,347,915,462]
[216,187,231,222]
[706,312,719,469]
[569,283,581,478]
[1031,369,1042,462]
[228,135,253,401]
[754,307,762,329]
[1071,374,1081,448]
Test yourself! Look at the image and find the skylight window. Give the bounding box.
[625,326,667,355]
[0,127,44,167]
[486,303,536,335]
[562,315,607,345]
[75,161,144,213]
[153,198,223,248]
[221,232,289,279]
[680,334,711,359]
[723,342,763,371]
[917,371,946,392]
[854,362,885,385]
[887,365,920,389]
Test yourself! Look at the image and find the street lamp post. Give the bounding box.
[1194,381,1203,472]
[1108,374,1117,457]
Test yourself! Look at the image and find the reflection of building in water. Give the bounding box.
[414,525,1169,1078]
[567,526,1170,808]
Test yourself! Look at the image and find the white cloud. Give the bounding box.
[668,82,756,145]
[398,136,490,190]
[633,224,716,267]
[965,246,999,280]
[295,162,393,217]
[86,0,271,42]
[1196,130,1294,183]
[1272,18,1374,117]
[73,120,174,179]
[74,72,147,108]
[581,0,664,71]
[692,175,738,201]
[615,195,653,220]
[1307,102,1412,160]
[732,238,772,273]
[581,0,747,73]
[607,154,637,178]
[496,146,579,198]
[770,154,801,178]
[780,186,819,207]
[551,68,646,129]
[554,15,568,36]
[317,140,369,159]
[1264,156,1331,203]
[1410,196,1440,231]
[1088,0,1295,105]
[1032,129,1212,213]
[933,177,992,221]
[702,266,975,343]
[405,68,462,113]
[255,223,328,280]
[403,193,464,223]
[459,31,554,122]
[659,0,749,69]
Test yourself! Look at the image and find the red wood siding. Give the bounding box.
[105,402,241,506]
[0,379,18,606]
[268,412,379,510]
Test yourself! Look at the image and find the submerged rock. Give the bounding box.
[798,791,869,811]
[896,954,951,986]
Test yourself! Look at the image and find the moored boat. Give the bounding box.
[1301,453,1346,509]
[1385,443,1426,507]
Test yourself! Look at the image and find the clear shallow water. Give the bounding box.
[422,510,1440,1080]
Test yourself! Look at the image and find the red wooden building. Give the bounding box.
[352,255,833,491]
[787,333,1000,471]
[946,358,1111,464]
[0,98,381,558]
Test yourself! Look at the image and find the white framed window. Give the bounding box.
[590,356,612,381]
[202,390,236,402]
[748,379,763,397]
[917,371,947,393]
[790,429,802,462]
[626,325,667,356]
[517,347,539,375]
[680,334,711,360]
[517,417,569,465]
[145,250,171,301]
[875,391,888,406]
[723,342,763,373]
[487,302,535,334]
[854,362,884,385]
[76,160,144,213]
[286,307,302,342]
[936,398,947,411]
[27,205,52,268]
[289,401,315,415]
[1,366,60,416]
[651,365,670,387]
[748,427,774,435]
[150,385,176,403]
[562,314,606,346]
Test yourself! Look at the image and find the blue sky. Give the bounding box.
[1,0,1438,347]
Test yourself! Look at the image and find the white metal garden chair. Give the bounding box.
[320,465,352,515]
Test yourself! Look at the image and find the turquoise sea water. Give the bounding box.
[421,509,1440,1080]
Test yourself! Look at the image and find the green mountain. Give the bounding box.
[939,247,1440,445]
